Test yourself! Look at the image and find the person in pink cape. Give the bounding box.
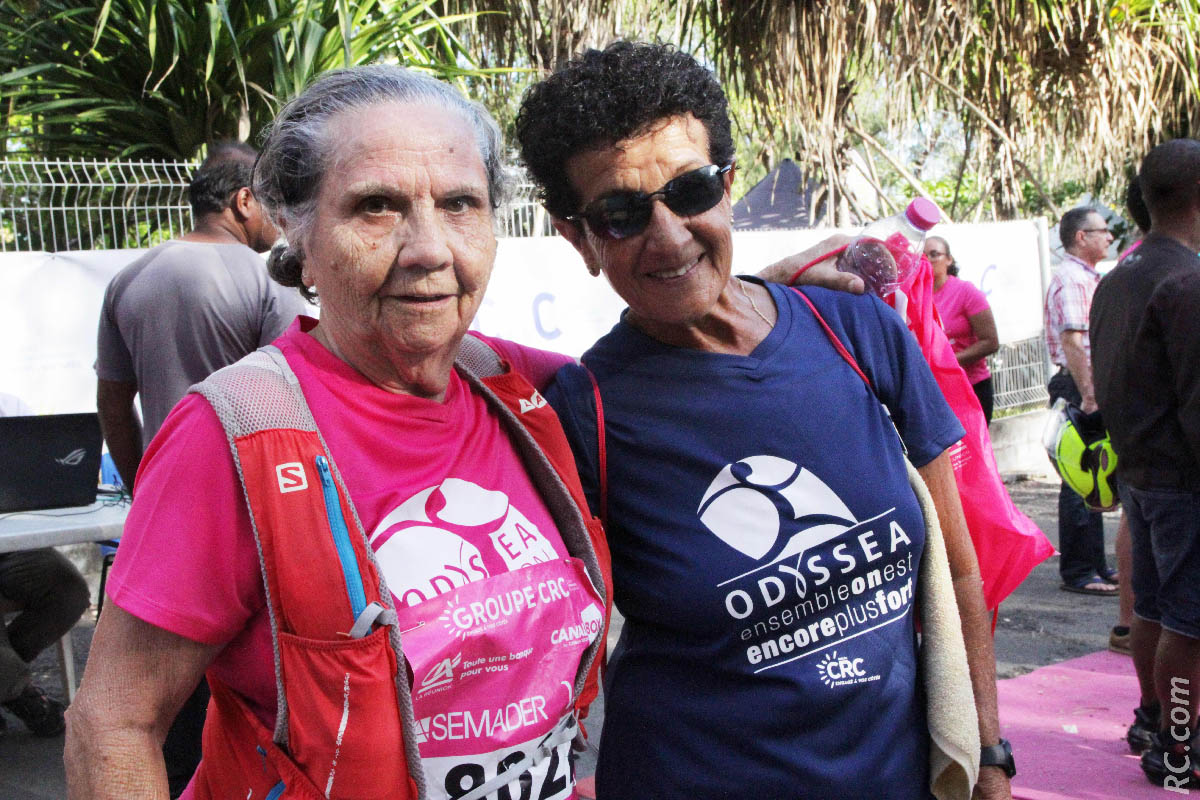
[925,236,1000,424]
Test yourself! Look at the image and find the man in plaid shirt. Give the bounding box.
[1044,206,1117,595]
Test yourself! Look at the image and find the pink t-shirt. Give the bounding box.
[933,274,991,384]
[106,318,581,797]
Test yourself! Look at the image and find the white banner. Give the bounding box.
[0,221,1045,414]
[1,249,148,414]
[925,220,1047,343]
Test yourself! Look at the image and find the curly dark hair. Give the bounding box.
[187,142,258,217]
[515,41,735,220]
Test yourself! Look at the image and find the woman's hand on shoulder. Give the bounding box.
[755,234,864,294]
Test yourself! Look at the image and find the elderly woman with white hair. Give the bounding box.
[64,65,612,800]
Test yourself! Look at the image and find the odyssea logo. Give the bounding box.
[550,603,603,646]
[700,456,915,676]
[698,456,858,589]
[816,650,881,688]
[369,478,559,607]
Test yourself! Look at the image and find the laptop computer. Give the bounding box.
[0,413,103,512]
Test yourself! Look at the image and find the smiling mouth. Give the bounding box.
[647,255,701,280]
[396,293,453,304]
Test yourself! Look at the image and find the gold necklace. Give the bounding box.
[737,278,773,327]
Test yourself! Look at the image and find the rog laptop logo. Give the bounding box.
[55,448,87,466]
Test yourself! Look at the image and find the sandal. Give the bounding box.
[1060,576,1119,596]
[1100,568,1120,584]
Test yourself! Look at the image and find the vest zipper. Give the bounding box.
[315,455,367,621]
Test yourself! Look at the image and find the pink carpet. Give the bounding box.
[1000,650,1171,799]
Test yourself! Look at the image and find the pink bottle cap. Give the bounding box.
[904,197,942,231]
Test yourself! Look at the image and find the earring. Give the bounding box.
[587,263,602,277]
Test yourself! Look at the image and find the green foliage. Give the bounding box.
[0,0,499,160]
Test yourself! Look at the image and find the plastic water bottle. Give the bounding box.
[837,198,942,297]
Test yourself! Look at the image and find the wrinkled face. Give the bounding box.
[298,102,496,364]
[924,238,951,281]
[1074,211,1113,265]
[562,114,734,328]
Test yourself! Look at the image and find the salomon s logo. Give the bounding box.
[276,462,307,494]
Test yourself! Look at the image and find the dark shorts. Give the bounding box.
[1119,483,1200,640]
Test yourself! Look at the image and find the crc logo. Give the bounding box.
[697,456,857,578]
[276,462,307,493]
[817,651,874,687]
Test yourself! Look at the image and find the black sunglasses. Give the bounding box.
[568,164,732,240]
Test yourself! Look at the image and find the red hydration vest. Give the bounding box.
[188,337,612,800]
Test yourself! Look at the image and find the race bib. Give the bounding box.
[396,558,603,800]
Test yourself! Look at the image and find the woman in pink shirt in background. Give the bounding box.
[926,236,1000,423]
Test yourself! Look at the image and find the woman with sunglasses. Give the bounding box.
[516,42,1011,800]
[925,236,1000,424]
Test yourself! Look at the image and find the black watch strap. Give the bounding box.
[979,738,1016,778]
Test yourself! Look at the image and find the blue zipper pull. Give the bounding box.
[315,455,368,621]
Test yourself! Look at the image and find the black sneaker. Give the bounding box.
[1127,704,1160,753]
[1141,732,1200,790]
[2,684,65,737]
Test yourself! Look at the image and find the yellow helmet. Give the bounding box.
[1043,398,1120,511]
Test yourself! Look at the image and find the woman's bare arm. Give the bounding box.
[916,451,1012,800]
[65,605,220,799]
[954,307,1000,368]
[755,234,862,293]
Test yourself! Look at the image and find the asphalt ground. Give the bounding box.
[0,476,1129,797]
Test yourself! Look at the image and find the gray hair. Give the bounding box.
[255,64,508,299]
[1058,206,1100,254]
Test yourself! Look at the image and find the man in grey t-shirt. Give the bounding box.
[94,142,305,797]
[96,143,306,491]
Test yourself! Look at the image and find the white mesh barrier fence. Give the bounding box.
[1,158,195,252]
[989,336,1051,411]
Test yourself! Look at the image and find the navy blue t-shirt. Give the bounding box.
[546,281,964,800]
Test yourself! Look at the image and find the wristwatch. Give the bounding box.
[979,738,1016,778]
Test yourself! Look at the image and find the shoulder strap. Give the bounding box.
[583,368,609,529]
[789,287,873,391]
[456,332,505,377]
[452,338,612,718]
[193,348,425,787]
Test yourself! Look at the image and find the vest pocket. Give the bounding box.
[279,625,412,799]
